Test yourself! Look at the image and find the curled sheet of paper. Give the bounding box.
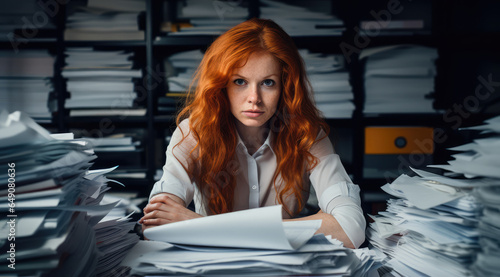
[144,205,321,250]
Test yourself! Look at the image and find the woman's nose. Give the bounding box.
[247,85,261,104]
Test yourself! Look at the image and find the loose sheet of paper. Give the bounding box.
[144,205,320,250]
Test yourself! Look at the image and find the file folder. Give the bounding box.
[364,126,434,179]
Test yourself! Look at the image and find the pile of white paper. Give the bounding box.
[62,48,142,115]
[429,116,500,277]
[0,110,139,276]
[368,116,500,276]
[169,0,246,36]
[361,45,438,114]
[260,0,345,37]
[0,50,55,122]
[164,49,203,94]
[169,0,344,37]
[121,205,384,276]
[64,0,145,41]
[301,49,354,118]
[83,135,140,152]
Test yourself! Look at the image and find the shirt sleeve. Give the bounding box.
[308,130,366,248]
[149,119,196,207]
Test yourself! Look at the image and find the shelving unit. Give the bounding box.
[3,0,499,208]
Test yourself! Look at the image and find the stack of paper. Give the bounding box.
[0,50,55,122]
[260,0,345,37]
[82,134,144,172]
[121,205,384,276]
[64,0,145,41]
[62,48,144,116]
[301,49,354,118]
[158,49,203,114]
[367,170,481,276]
[427,116,500,276]
[83,135,140,152]
[367,116,500,276]
[164,49,203,94]
[0,110,139,276]
[361,45,438,114]
[168,0,246,36]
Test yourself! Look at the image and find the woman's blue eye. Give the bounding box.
[234,79,246,86]
[262,79,275,86]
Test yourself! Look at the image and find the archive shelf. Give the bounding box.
[6,0,498,203]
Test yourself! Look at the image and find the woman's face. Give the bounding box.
[226,51,281,133]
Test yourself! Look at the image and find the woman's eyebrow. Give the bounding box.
[231,74,279,79]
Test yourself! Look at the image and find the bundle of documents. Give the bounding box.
[0,110,139,276]
[0,50,55,122]
[62,48,143,116]
[168,0,246,36]
[82,134,144,171]
[64,0,145,41]
[260,0,345,37]
[122,205,384,276]
[83,135,140,153]
[428,116,500,276]
[368,116,500,276]
[169,0,344,37]
[361,45,438,114]
[159,49,203,114]
[301,49,354,118]
[164,49,203,94]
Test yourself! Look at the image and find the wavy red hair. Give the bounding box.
[175,18,329,216]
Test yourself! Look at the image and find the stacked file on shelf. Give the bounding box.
[168,0,344,37]
[62,48,144,117]
[301,49,354,119]
[64,0,145,41]
[367,116,500,277]
[83,135,140,152]
[0,50,55,122]
[164,49,203,94]
[168,0,246,36]
[260,0,345,36]
[122,205,384,276]
[82,134,144,171]
[361,45,438,114]
[158,49,203,114]
[0,110,139,277]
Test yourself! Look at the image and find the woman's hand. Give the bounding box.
[140,193,202,236]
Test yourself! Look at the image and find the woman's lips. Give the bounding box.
[242,110,264,118]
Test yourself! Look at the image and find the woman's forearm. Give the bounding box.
[285,210,355,249]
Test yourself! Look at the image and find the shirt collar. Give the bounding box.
[236,128,275,156]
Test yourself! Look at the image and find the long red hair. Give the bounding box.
[175,18,329,216]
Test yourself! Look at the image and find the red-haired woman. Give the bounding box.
[140,18,365,249]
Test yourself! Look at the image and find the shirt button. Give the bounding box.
[252,185,257,190]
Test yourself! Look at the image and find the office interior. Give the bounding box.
[1,0,500,276]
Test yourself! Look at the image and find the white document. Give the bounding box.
[144,205,321,250]
[388,174,465,210]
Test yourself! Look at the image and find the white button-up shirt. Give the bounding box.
[150,119,366,248]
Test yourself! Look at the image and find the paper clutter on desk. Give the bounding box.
[0,110,139,277]
[368,115,500,277]
[127,205,384,276]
